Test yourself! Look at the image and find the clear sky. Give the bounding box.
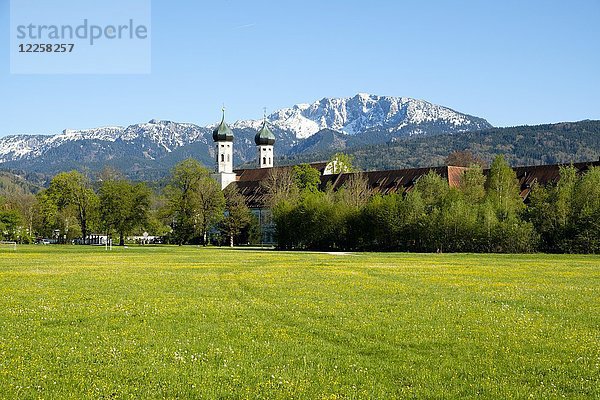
[0,0,599,137]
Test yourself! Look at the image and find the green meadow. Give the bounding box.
[0,246,598,399]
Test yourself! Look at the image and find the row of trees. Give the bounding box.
[527,165,600,253]
[2,154,598,253]
[272,156,600,253]
[33,170,153,245]
[0,160,255,246]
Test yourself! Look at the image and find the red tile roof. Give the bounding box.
[233,162,327,208]
[510,160,600,200]
[230,160,600,208]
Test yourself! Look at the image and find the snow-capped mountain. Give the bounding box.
[0,94,492,178]
[0,121,212,164]
[232,93,491,138]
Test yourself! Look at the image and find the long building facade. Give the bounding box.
[210,113,600,244]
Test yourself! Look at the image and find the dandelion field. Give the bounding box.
[0,246,598,399]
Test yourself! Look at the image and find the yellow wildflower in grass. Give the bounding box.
[0,246,598,398]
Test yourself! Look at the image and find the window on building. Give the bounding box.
[263,157,266,165]
[221,154,225,162]
[227,154,230,162]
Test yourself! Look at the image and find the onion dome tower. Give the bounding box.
[211,108,237,189]
[254,110,276,168]
[213,107,234,173]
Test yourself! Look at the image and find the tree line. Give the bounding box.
[1,154,598,253]
[271,156,600,253]
[0,160,254,246]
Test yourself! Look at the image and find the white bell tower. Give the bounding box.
[211,108,237,189]
[254,110,276,168]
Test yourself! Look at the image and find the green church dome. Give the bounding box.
[212,110,234,142]
[255,120,276,146]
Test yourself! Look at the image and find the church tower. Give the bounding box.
[254,112,276,168]
[212,109,237,189]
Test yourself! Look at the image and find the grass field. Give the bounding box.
[0,246,598,399]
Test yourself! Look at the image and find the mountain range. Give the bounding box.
[0,94,491,179]
[0,93,597,182]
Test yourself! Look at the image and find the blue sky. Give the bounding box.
[0,0,599,137]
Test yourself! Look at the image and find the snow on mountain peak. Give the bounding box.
[231,94,490,139]
[0,94,491,164]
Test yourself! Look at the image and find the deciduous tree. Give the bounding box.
[485,155,524,220]
[446,150,486,168]
[292,164,321,193]
[46,171,98,243]
[99,178,151,245]
[221,185,253,247]
[163,159,225,245]
[327,153,355,174]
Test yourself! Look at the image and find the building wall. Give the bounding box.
[216,142,233,173]
[231,160,600,245]
[250,208,276,244]
[258,145,274,168]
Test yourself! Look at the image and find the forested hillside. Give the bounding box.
[277,120,600,170]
